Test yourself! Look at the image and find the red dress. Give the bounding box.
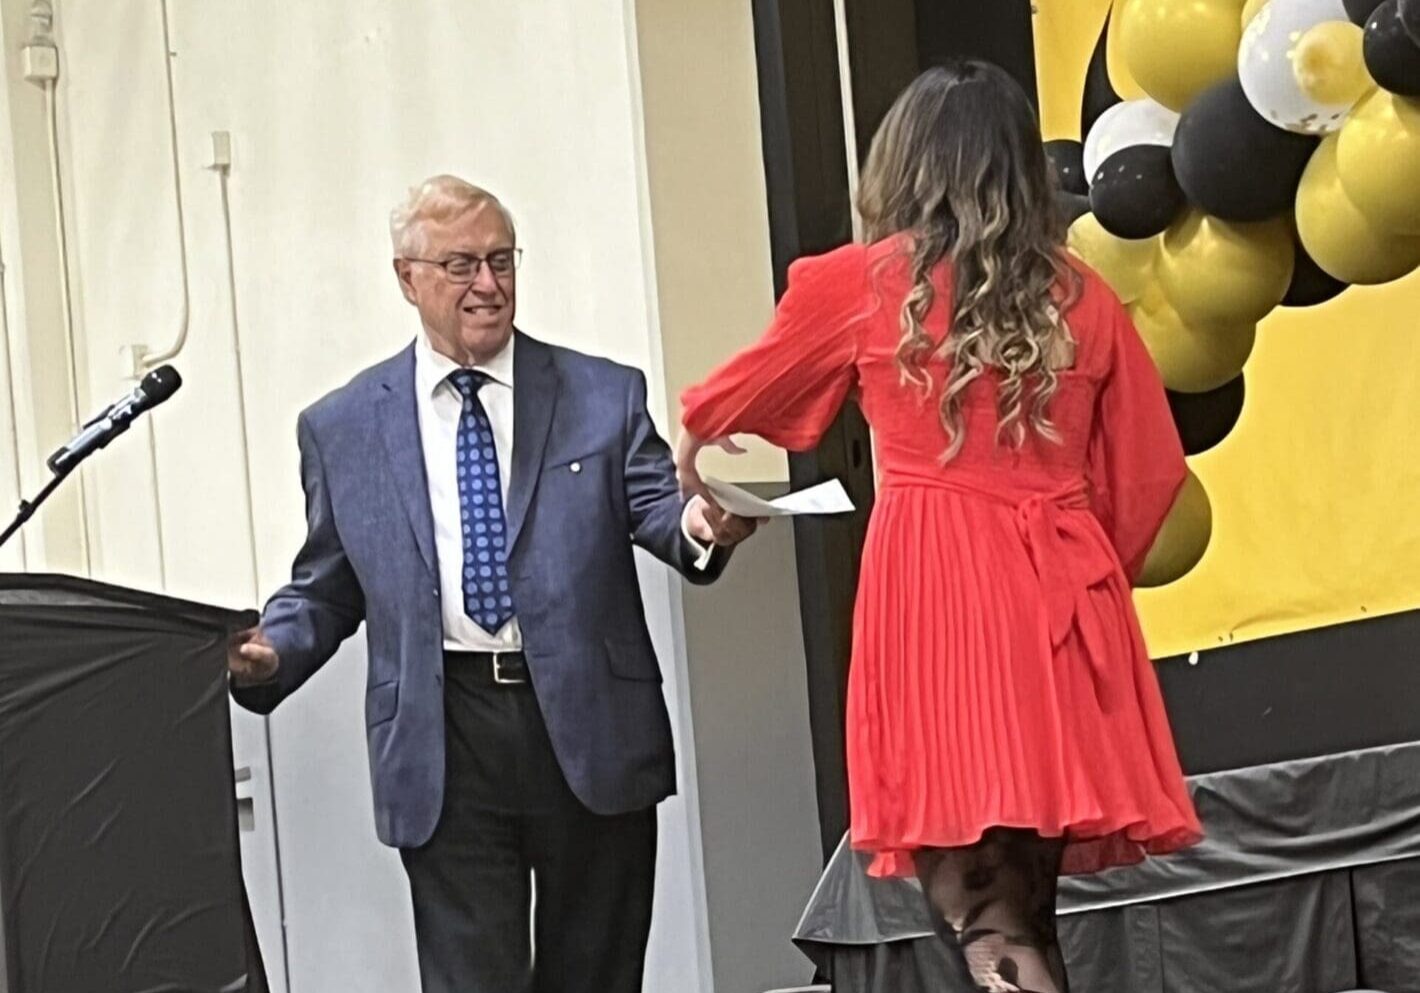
[682,238,1203,878]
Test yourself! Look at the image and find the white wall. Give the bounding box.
[633,0,786,487]
[632,4,825,990]
[0,164,25,575]
[0,0,92,576]
[680,512,823,993]
[3,1,716,990]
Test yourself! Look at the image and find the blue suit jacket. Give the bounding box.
[233,332,726,849]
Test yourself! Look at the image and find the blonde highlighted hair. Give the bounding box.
[857,61,1081,460]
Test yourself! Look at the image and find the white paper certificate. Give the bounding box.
[702,477,855,518]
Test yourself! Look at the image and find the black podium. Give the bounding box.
[0,573,266,993]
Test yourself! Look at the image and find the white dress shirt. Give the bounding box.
[416,331,525,652]
[414,331,709,652]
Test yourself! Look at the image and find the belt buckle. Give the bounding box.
[492,654,525,685]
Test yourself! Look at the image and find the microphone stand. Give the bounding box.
[0,465,74,551]
[1,365,182,554]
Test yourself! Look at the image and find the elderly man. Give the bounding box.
[228,175,755,993]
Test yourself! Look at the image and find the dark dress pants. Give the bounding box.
[400,652,657,993]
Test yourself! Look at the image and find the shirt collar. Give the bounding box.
[415,330,516,399]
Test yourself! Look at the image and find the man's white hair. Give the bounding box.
[389,175,517,257]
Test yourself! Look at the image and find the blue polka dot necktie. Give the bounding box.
[448,370,516,633]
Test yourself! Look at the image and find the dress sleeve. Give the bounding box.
[681,244,867,452]
[1085,286,1188,581]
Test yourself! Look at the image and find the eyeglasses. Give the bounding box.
[403,248,523,283]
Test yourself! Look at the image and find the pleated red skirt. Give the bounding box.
[846,477,1201,878]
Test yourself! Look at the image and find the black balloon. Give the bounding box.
[1284,240,1349,306]
[1045,140,1089,196]
[1055,191,1093,227]
[1346,0,1387,23]
[1365,0,1420,96]
[1400,0,1420,45]
[1172,78,1318,222]
[1167,376,1245,455]
[1082,16,1121,139]
[1090,145,1186,239]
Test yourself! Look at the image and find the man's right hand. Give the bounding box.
[228,627,280,687]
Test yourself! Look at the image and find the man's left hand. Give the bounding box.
[686,495,760,548]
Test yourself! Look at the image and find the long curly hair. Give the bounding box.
[857,61,1081,460]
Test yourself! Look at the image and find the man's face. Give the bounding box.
[394,202,517,365]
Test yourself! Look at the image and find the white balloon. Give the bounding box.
[1083,99,1181,183]
[1239,0,1355,134]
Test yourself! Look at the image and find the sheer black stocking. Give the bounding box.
[916,828,1069,993]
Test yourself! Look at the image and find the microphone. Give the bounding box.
[47,365,183,475]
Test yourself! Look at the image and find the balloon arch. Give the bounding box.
[1051,0,1420,586]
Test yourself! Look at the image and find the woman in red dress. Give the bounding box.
[677,62,1201,992]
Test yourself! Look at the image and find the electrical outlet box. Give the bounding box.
[21,45,58,83]
[210,131,232,169]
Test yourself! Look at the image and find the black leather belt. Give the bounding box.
[444,650,529,686]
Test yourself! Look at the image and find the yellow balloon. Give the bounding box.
[1117,0,1244,112]
[1297,134,1420,284]
[1156,211,1295,326]
[1138,470,1213,588]
[1337,89,1420,236]
[1107,0,1150,102]
[1241,0,1269,28]
[1067,212,1158,304]
[1128,285,1256,393]
[1293,20,1371,108]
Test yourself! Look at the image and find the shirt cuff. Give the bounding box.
[681,497,715,571]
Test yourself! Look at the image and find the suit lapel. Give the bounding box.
[377,345,438,576]
[506,331,558,552]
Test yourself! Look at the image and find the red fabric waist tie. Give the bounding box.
[882,473,1122,710]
